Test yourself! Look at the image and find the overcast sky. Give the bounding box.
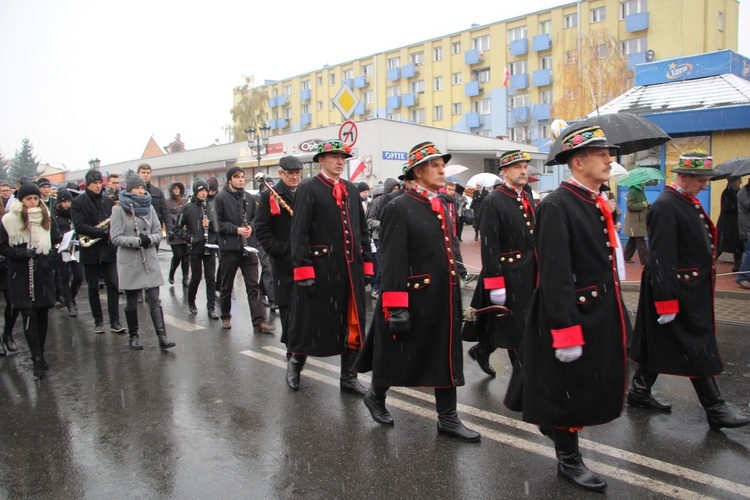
[1,0,749,172]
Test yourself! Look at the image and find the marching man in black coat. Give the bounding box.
[504,125,628,492]
[255,156,302,363]
[355,141,480,442]
[287,140,373,395]
[464,150,536,377]
[629,150,750,431]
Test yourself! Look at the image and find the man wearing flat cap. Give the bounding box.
[287,140,373,395]
[504,125,628,492]
[463,150,537,379]
[256,156,303,360]
[629,150,750,431]
[355,141,480,442]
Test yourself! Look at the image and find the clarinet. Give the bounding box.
[28,253,35,301]
[241,197,250,256]
[202,201,210,255]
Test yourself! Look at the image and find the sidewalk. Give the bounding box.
[458,229,749,327]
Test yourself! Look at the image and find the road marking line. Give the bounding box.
[251,346,750,499]
[164,314,205,331]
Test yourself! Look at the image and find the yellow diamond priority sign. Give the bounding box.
[332,83,360,120]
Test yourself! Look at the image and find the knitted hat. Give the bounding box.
[125,173,146,192]
[279,155,303,171]
[313,139,353,162]
[193,178,209,194]
[672,150,718,176]
[499,150,531,169]
[85,169,103,185]
[36,177,52,188]
[553,125,618,165]
[17,183,42,200]
[357,182,370,192]
[401,141,452,180]
[57,189,73,202]
[226,166,244,181]
[207,177,219,191]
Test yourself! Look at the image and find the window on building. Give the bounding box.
[387,112,402,121]
[363,90,373,104]
[301,80,310,90]
[410,52,424,65]
[317,100,323,111]
[411,108,425,123]
[452,41,462,54]
[362,63,373,76]
[563,50,578,65]
[539,124,549,141]
[591,7,606,23]
[433,76,443,91]
[473,98,491,115]
[510,94,529,109]
[301,104,310,114]
[342,68,354,80]
[316,75,323,86]
[329,73,335,85]
[540,89,553,104]
[564,13,578,29]
[509,60,527,75]
[272,89,278,97]
[476,130,492,137]
[539,19,551,34]
[620,36,647,55]
[473,34,491,51]
[540,55,553,70]
[452,72,463,85]
[620,0,647,19]
[434,105,443,121]
[452,102,463,115]
[387,56,400,69]
[597,43,608,58]
[509,128,519,142]
[507,26,527,43]
[433,46,443,61]
[284,84,292,96]
[387,85,401,97]
[718,11,725,32]
[472,68,491,82]
[411,80,425,93]
[284,108,292,120]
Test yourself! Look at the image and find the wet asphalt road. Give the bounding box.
[1,252,749,499]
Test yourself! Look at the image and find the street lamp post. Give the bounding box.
[89,158,101,170]
[245,124,271,187]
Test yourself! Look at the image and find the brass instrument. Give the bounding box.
[262,178,293,216]
[78,218,111,247]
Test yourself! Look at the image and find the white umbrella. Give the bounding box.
[609,161,629,180]
[444,164,469,177]
[467,173,501,188]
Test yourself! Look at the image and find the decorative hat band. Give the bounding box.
[678,149,712,169]
[561,126,608,152]
[500,151,531,167]
[406,143,441,170]
[317,139,352,156]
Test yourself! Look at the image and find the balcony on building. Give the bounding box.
[509,38,529,57]
[300,113,312,126]
[354,75,368,88]
[464,49,483,65]
[532,69,552,87]
[300,89,311,101]
[533,103,551,121]
[268,118,277,129]
[386,95,401,110]
[465,81,483,97]
[354,102,368,115]
[276,118,288,130]
[343,78,355,88]
[387,67,401,81]
[510,106,530,124]
[626,12,649,32]
[627,51,648,70]
[509,73,529,90]
[269,96,278,108]
[465,112,481,129]
[402,64,419,78]
[277,95,288,107]
[402,93,419,107]
[533,33,551,52]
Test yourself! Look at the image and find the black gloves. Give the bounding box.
[21,248,36,259]
[388,308,411,338]
[298,279,316,295]
[139,234,151,247]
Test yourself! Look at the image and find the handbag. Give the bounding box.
[463,208,475,225]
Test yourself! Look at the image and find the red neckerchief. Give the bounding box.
[332,181,346,206]
[498,182,535,218]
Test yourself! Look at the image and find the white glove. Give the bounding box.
[555,346,583,363]
[489,288,506,306]
[657,313,676,325]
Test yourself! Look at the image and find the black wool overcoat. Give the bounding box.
[70,189,117,265]
[255,181,295,309]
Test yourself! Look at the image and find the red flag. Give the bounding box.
[502,67,510,87]
[349,159,366,182]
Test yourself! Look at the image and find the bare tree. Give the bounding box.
[224,75,269,142]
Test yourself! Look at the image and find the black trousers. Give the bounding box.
[83,261,120,324]
[56,258,84,305]
[125,287,160,311]
[20,307,49,357]
[3,288,20,334]
[169,244,189,280]
[188,252,216,308]
[257,247,275,304]
[219,251,265,326]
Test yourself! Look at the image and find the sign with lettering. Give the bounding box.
[382,151,408,161]
[298,139,323,153]
[266,142,284,155]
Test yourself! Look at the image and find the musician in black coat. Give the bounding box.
[504,126,627,492]
[463,150,537,378]
[287,140,373,395]
[255,156,301,362]
[355,141,480,442]
[70,169,124,334]
[630,151,750,431]
[53,189,84,317]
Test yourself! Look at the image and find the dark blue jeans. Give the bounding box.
[737,239,750,282]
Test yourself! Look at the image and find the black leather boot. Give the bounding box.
[691,377,750,430]
[286,354,306,391]
[468,342,496,377]
[553,428,607,492]
[2,330,17,352]
[32,355,45,379]
[363,385,394,426]
[125,309,143,351]
[435,387,481,442]
[340,349,367,396]
[627,363,671,412]
[150,306,175,349]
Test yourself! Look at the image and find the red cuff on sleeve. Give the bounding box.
[654,299,679,315]
[382,291,409,309]
[551,325,585,348]
[293,266,315,281]
[484,276,506,290]
[364,262,374,276]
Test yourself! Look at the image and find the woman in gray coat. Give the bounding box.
[110,174,175,350]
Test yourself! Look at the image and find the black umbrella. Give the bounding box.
[545,112,671,166]
[712,157,750,179]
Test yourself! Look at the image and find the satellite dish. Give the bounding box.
[645,49,655,61]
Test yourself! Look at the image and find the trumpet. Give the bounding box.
[79,218,110,247]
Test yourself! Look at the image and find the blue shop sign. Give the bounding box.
[382,151,407,161]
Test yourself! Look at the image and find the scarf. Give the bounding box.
[119,191,153,218]
[2,200,52,254]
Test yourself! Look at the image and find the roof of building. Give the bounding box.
[591,74,750,116]
[141,136,166,159]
